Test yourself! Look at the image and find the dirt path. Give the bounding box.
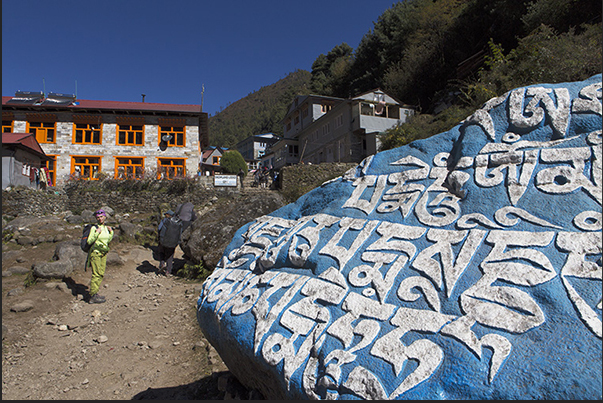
[2,242,256,400]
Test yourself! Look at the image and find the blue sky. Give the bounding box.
[2,0,397,116]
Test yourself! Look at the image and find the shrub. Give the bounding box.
[178,262,212,281]
[220,150,248,175]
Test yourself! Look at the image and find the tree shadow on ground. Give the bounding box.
[131,371,264,400]
[131,373,223,400]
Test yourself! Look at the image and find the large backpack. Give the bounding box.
[160,216,182,248]
[81,224,97,252]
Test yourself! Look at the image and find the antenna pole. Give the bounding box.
[201,84,205,112]
[43,78,45,96]
[75,80,77,99]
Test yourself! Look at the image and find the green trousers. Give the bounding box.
[88,250,108,296]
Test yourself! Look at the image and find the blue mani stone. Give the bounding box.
[197,74,602,400]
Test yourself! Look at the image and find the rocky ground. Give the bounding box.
[2,217,263,400]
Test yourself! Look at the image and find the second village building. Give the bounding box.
[263,89,416,170]
[2,91,208,186]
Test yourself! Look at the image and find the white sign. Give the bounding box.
[214,174,238,187]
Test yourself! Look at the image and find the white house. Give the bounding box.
[235,132,280,171]
[273,89,415,169]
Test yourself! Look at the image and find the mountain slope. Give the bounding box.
[208,69,311,147]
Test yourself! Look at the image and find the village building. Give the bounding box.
[2,91,208,186]
[270,90,416,170]
[2,132,52,189]
[235,132,280,171]
[199,146,228,176]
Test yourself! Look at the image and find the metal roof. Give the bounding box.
[2,96,202,114]
[2,132,52,160]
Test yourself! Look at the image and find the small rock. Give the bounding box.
[6,288,24,297]
[96,335,108,343]
[58,325,68,331]
[148,340,163,349]
[10,266,31,275]
[56,283,70,293]
[10,300,34,312]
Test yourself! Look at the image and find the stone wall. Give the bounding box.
[279,162,357,201]
[2,162,359,217]
[1,180,237,218]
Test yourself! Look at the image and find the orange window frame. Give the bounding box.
[117,124,144,146]
[159,125,185,147]
[43,155,57,186]
[73,123,102,144]
[27,121,56,143]
[71,156,101,180]
[2,120,14,133]
[115,156,144,179]
[157,158,186,180]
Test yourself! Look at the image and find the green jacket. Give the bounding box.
[87,224,114,254]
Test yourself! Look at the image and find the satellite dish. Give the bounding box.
[161,134,173,142]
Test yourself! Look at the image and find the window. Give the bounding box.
[294,112,300,125]
[286,119,291,131]
[159,125,185,147]
[360,102,374,116]
[2,119,13,133]
[157,158,185,179]
[117,124,144,146]
[322,123,331,136]
[335,114,343,129]
[115,157,144,179]
[288,144,299,156]
[71,156,101,180]
[28,121,56,143]
[302,104,309,119]
[212,156,220,165]
[321,104,332,113]
[388,106,400,119]
[44,155,57,186]
[74,123,102,144]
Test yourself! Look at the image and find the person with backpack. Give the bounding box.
[174,202,196,232]
[86,209,114,304]
[158,210,182,276]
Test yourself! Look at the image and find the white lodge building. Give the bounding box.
[2,91,207,186]
[275,90,415,169]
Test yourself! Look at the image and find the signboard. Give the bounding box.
[214,174,237,187]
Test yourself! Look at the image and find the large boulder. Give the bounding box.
[181,193,286,270]
[33,240,87,279]
[196,75,602,399]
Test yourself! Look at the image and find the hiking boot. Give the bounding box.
[89,294,106,304]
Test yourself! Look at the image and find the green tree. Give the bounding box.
[309,43,354,96]
[467,23,602,105]
[219,150,248,175]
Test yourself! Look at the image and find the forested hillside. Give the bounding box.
[208,69,310,147]
[209,0,601,150]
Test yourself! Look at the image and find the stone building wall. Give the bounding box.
[9,111,200,186]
